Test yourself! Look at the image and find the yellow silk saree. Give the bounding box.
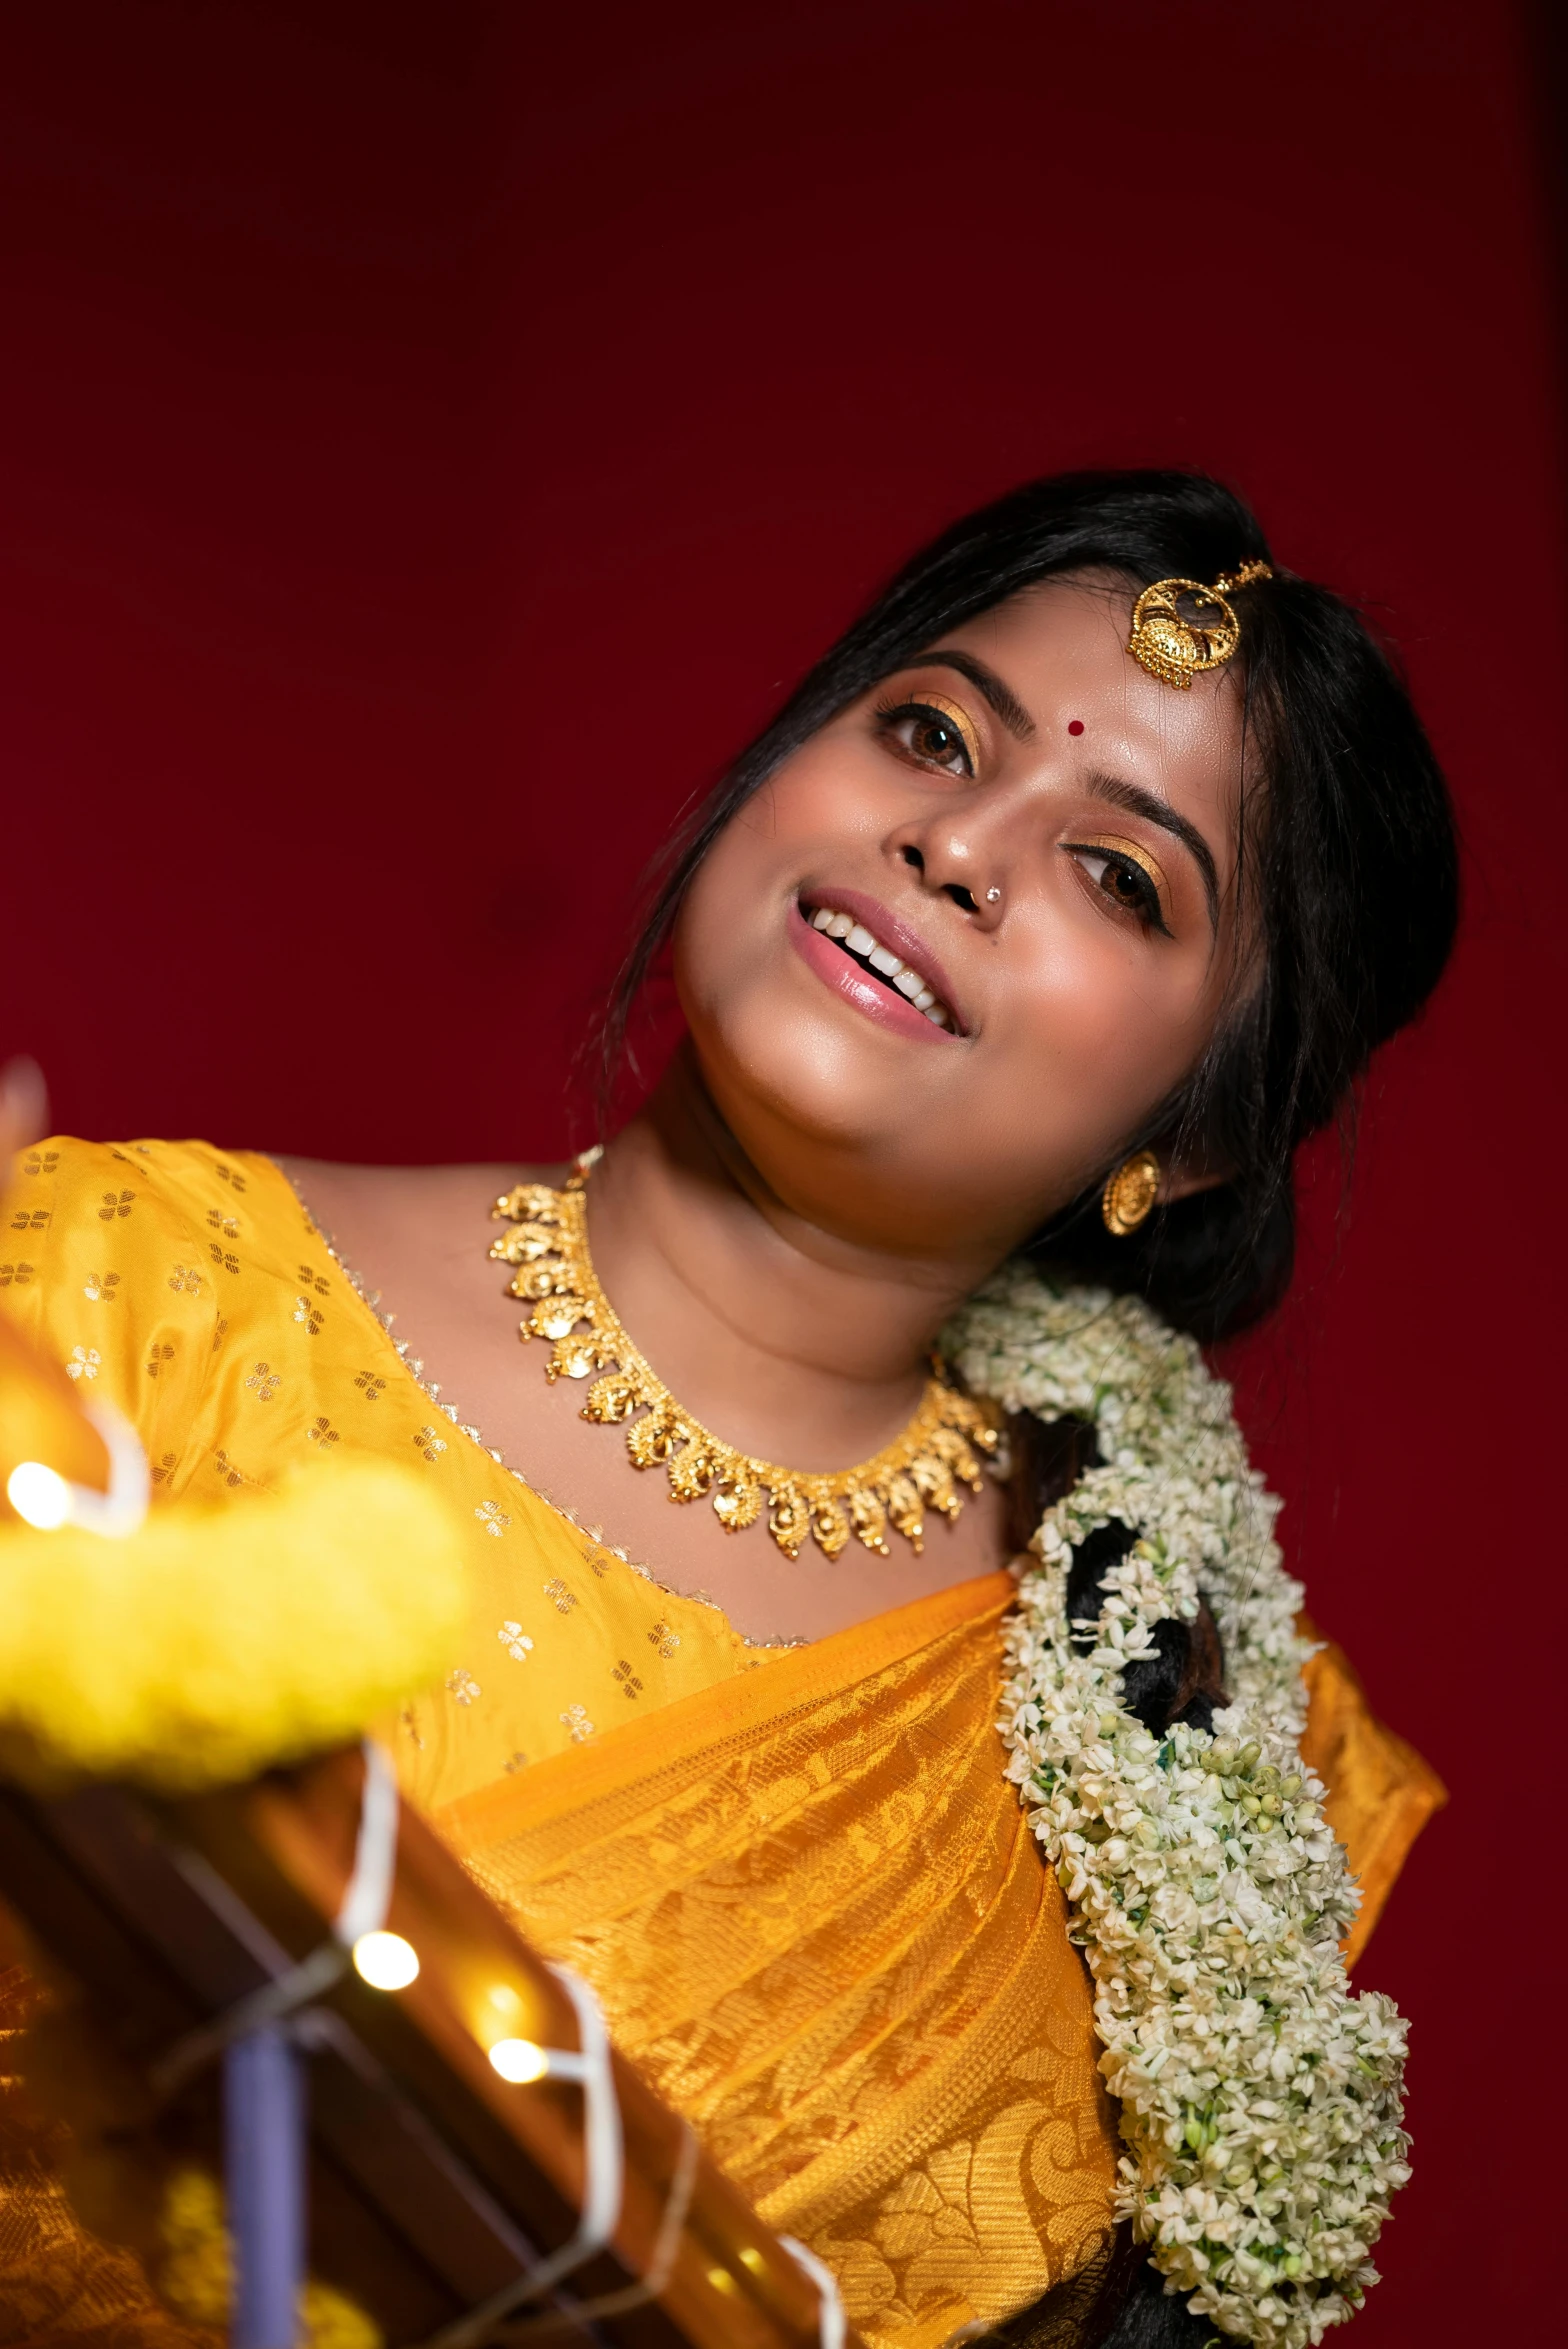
[0,1140,1444,2346]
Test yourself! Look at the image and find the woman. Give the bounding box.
[3,470,1455,2347]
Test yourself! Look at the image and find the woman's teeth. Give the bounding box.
[809,905,954,1027]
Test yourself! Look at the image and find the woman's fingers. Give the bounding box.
[0,1058,48,1171]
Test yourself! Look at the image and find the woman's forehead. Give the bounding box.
[903,580,1252,823]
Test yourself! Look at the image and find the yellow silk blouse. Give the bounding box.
[0,1138,1445,2349]
[3,1137,769,1811]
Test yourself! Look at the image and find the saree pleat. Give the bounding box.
[441,1576,1122,2347]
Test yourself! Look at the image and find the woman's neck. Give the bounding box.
[275,1057,1017,1639]
[586,1048,1006,1470]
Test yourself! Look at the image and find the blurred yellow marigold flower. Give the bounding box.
[161,2167,381,2348]
[0,1463,467,1790]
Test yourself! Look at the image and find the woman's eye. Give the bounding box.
[875,697,978,778]
[1066,844,1172,935]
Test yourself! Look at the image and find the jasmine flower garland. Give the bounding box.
[945,1263,1411,2349]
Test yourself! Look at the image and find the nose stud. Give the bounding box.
[986,887,1001,904]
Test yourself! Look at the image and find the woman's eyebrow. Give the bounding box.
[908,648,1037,741]
[1088,770,1221,931]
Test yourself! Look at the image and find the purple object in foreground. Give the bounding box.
[225,2024,306,2348]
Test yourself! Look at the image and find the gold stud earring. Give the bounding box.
[1102,1148,1160,1236]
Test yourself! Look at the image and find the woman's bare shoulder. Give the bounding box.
[274,1154,569,1289]
[276,1154,568,1211]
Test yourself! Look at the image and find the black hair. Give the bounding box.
[605,469,1458,1342]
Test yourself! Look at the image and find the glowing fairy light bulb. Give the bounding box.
[6,1462,72,1530]
[488,2037,549,2084]
[351,1930,420,1991]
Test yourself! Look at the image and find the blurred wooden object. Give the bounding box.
[0,1745,844,2346]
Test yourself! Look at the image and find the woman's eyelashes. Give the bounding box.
[1064,834,1174,935]
[873,692,981,779]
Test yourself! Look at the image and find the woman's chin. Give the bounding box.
[694,995,938,1155]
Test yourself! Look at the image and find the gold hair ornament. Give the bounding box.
[1102,1148,1160,1236]
[1127,559,1273,690]
[490,1162,1000,1562]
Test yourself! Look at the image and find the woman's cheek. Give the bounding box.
[1011,924,1140,1067]
[675,904,876,1143]
[1005,931,1195,1130]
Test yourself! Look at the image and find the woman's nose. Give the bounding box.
[896,837,1006,929]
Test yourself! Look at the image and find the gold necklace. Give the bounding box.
[489,1162,1000,1562]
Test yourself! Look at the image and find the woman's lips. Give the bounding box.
[786,900,958,1044]
[802,884,964,1021]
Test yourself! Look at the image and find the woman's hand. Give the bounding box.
[0,1059,47,1173]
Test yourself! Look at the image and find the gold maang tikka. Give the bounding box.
[1127,559,1273,689]
[489,1162,1001,1563]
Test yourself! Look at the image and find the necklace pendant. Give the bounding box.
[489,1219,562,1267]
[493,1182,567,1227]
[509,1260,575,1304]
[767,1485,810,1559]
[668,1444,720,1504]
[526,1296,588,1343]
[885,1473,925,1551]
[915,1458,961,1520]
[848,1488,890,1556]
[809,1494,852,1559]
[584,1371,641,1424]
[712,1473,764,1532]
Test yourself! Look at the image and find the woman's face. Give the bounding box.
[674,576,1251,1258]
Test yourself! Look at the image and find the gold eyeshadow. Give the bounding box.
[908,691,982,774]
[1069,832,1173,919]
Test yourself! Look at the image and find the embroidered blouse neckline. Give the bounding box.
[263,1154,808,1652]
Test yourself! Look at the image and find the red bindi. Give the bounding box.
[1067,719,1085,736]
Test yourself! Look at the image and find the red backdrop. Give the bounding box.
[3,5,1562,2336]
